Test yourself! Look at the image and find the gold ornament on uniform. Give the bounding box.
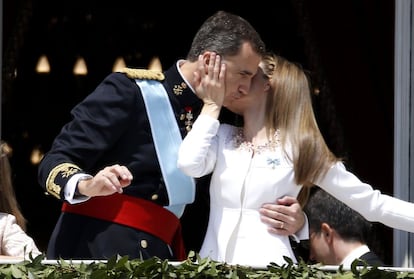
[173,82,187,96]
[184,106,193,132]
[46,163,82,199]
[122,68,165,81]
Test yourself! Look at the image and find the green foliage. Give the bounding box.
[0,252,413,279]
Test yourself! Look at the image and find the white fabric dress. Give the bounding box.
[177,115,414,267]
[0,213,41,258]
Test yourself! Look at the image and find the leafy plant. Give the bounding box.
[0,251,413,278]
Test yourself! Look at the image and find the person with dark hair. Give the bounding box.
[177,52,414,266]
[304,187,384,267]
[38,10,306,261]
[0,142,41,259]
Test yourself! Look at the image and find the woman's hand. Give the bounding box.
[193,52,226,118]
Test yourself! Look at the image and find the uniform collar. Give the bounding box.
[163,62,201,109]
[163,62,203,133]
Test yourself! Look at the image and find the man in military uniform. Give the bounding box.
[38,10,307,261]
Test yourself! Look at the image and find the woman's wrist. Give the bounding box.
[201,102,221,119]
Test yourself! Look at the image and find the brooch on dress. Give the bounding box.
[267,158,280,169]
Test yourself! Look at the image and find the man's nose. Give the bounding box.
[238,80,252,95]
[309,251,315,261]
[238,87,249,96]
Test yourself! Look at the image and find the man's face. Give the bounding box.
[221,42,261,107]
[224,66,269,115]
[309,229,336,265]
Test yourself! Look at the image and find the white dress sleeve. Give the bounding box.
[318,162,414,233]
[177,114,220,178]
[0,213,42,257]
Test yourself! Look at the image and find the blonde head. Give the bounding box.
[261,54,339,190]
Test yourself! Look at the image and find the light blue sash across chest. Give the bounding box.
[135,79,195,218]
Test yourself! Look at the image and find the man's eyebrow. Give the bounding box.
[240,70,255,76]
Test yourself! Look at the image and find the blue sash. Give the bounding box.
[135,79,195,218]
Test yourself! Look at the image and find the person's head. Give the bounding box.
[223,53,315,128]
[0,141,27,230]
[304,188,373,265]
[224,55,271,115]
[186,11,266,105]
[227,53,314,114]
[226,53,338,186]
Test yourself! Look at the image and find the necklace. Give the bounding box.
[234,128,280,154]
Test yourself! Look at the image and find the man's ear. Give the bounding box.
[321,223,334,243]
[202,52,212,64]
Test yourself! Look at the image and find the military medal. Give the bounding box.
[184,106,193,132]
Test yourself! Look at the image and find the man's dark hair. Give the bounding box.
[304,187,372,243]
[186,10,266,61]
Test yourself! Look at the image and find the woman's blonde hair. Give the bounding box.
[0,141,27,230]
[261,54,340,205]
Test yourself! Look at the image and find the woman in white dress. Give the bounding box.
[177,53,414,267]
[0,142,41,259]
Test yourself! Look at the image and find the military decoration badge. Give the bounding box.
[184,106,193,132]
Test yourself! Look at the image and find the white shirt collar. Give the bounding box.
[176,60,195,93]
[341,244,370,267]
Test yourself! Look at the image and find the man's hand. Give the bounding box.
[259,196,305,236]
[77,164,133,197]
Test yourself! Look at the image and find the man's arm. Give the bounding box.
[259,196,309,239]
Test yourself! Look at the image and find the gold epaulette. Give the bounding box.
[121,68,165,81]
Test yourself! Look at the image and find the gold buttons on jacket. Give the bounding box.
[151,194,158,200]
[140,240,148,249]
